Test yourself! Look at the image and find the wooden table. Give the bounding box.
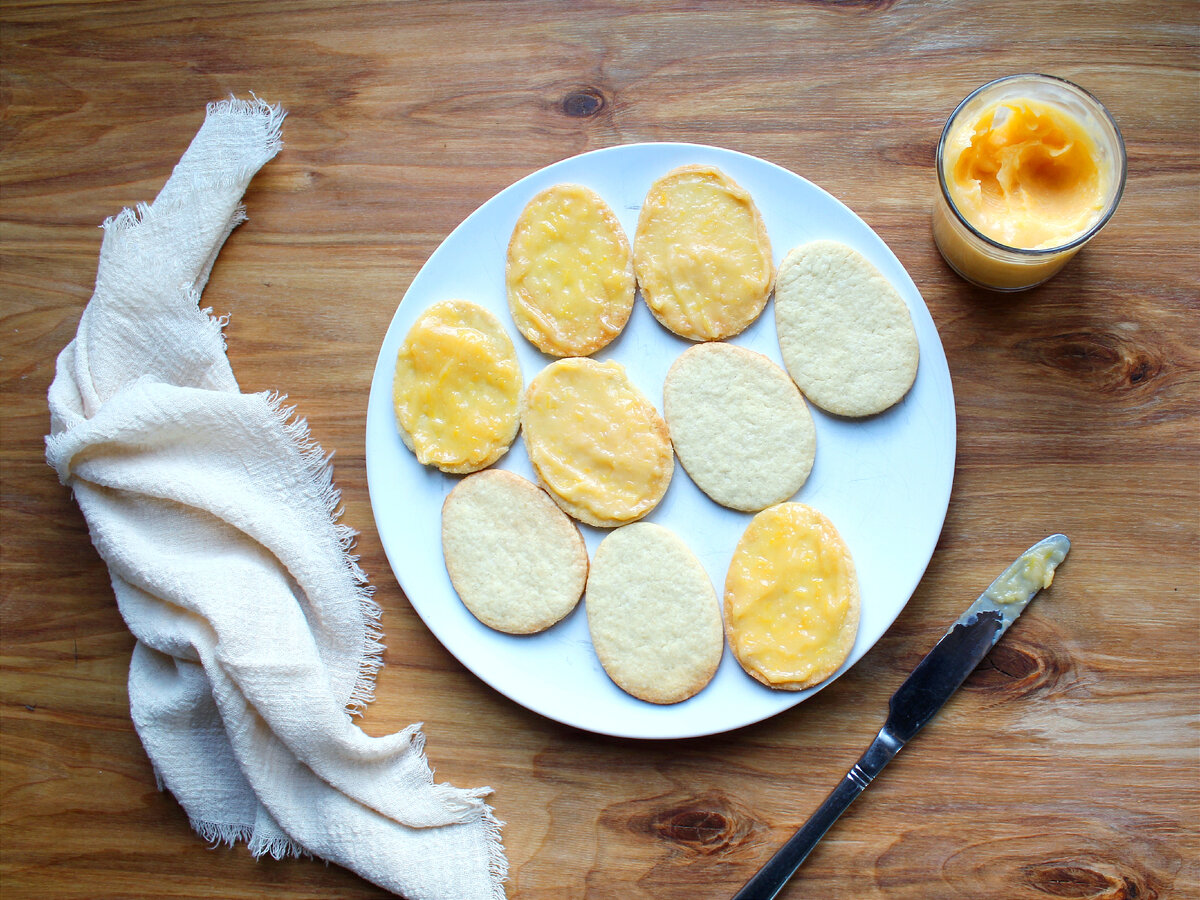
[3,2,1197,898]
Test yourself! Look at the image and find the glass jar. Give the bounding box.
[933,74,1126,292]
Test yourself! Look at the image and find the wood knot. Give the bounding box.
[1014,331,1164,393]
[967,631,1073,701]
[654,808,732,848]
[1022,862,1149,898]
[628,792,760,856]
[561,87,607,118]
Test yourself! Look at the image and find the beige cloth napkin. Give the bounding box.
[45,96,507,900]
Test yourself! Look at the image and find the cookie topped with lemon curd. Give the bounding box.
[392,299,522,474]
[724,503,860,691]
[522,357,673,528]
[506,184,636,357]
[633,164,774,341]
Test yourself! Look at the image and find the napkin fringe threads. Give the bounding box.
[46,95,509,900]
[267,389,386,716]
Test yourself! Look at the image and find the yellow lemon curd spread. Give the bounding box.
[724,503,860,690]
[506,184,635,357]
[984,540,1068,607]
[522,357,672,527]
[634,165,773,341]
[392,299,522,474]
[944,98,1110,250]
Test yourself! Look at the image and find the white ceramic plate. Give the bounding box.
[365,143,955,740]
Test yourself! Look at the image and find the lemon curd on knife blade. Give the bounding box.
[392,299,522,474]
[984,539,1068,607]
[725,503,860,691]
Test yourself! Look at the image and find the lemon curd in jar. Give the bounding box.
[933,74,1126,291]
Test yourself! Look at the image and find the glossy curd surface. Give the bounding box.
[392,299,522,473]
[506,184,635,357]
[522,357,673,526]
[944,97,1109,250]
[724,503,860,690]
[634,165,773,341]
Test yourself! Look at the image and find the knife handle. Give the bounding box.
[730,727,903,900]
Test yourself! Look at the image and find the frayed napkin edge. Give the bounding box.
[262,388,386,717]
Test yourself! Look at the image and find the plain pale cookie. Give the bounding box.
[775,240,919,417]
[586,522,724,704]
[663,342,815,512]
[393,299,522,474]
[724,503,860,691]
[634,165,774,341]
[522,357,674,528]
[506,184,635,357]
[442,470,587,634]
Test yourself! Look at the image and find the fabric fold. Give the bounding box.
[46,95,507,900]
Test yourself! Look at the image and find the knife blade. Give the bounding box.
[731,533,1071,900]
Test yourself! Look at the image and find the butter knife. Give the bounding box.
[731,533,1071,900]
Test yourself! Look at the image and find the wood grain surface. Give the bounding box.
[3,2,1198,898]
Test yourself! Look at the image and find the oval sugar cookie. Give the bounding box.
[442,470,587,634]
[523,357,673,527]
[725,503,860,691]
[393,299,522,474]
[506,184,636,357]
[663,342,816,512]
[634,165,774,342]
[775,240,919,417]
[586,522,724,704]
